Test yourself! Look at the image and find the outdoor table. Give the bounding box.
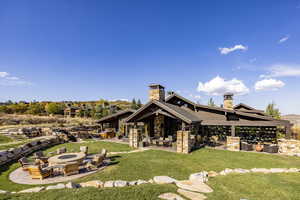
[48,152,86,166]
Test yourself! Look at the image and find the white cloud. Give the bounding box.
[6,76,19,80]
[278,35,289,43]
[255,79,285,91]
[218,44,248,55]
[197,76,250,96]
[0,72,9,78]
[261,65,300,78]
[189,94,201,100]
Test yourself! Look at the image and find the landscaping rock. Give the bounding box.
[66,182,80,189]
[250,168,270,173]
[114,180,128,187]
[46,183,65,190]
[220,168,233,175]
[153,176,177,184]
[177,189,207,200]
[286,168,300,173]
[233,168,250,174]
[19,187,45,193]
[158,193,185,200]
[137,180,148,185]
[129,181,138,186]
[148,179,154,183]
[80,180,103,188]
[270,168,287,173]
[208,171,218,177]
[189,171,208,183]
[175,180,213,193]
[0,190,10,194]
[104,181,115,187]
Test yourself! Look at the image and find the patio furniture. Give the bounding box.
[241,142,253,151]
[57,147,67,154]
[33,151,49,164]
[28,165,52,180]
[100,149,107,159]
[158,137,164,146]
[18,157,33,171]
[92,154,104,167]
[80,146,88,155]
[263,144,279,153]
[255,143,264,152]
[62,162,80,176]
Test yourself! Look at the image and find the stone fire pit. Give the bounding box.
[48,152,86,166]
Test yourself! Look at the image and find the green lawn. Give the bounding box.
[1,141,300,199]
[0,135,13,144]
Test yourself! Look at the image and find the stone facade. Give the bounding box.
[226,136,240,151]
[149,86,165,101]
[177,130,191,154]
[129,128,141,148]
[278,139,300,156]
[154,115,164,138]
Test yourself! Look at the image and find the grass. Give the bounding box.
[0,142,300,199]
[0,135,13,144]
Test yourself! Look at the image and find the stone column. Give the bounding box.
[154,115,164,138]
[176,130,191,154]
[226,136,240,151]
[231,125,235,137]
[129,128,141,148]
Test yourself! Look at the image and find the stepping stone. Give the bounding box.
[66,182,80,189]
[0,190,9,194]
[129,181,138,186]
[175,180,213,193]
[177,189,207,200]
[153,176,177,184]
[19,187,45,193]
[189,172,208,183]
[208,171,218,177]
[158,192,185,200]
[137,180,148,185]
[250,168,270,173]
[114,180,128,187]
[270,168,287,173]
[104,181,114,187]
[46,183,65,190]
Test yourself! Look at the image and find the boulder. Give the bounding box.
[233,168,250,174]
[208,171,218,177]
[177,189,207,200]
[46,183,65,190]
[153,176,177,184]
[158,193,185,200]
[66,182,80,189]
[0,190,10,194]
[189,172,208,183]
[19,187,45,193]
[175,180,213,193]
[250,168,270,173]
[137,180,148,185]
[114,180,128,187]
[270,168,288,173]
[80,180,103,188]
[129,181,138,186]
[104,181,114,187]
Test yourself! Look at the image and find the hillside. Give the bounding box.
[282,114,300,125]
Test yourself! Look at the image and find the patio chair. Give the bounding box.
[92,154,104,167]
[33,151,49,164]
[57,147,67,154]
[100,149,107,159]
[62,162,80,176]
[28,165,52,180]
[80,146,88,155]
[18,157,33,171]
[158,137,164,146]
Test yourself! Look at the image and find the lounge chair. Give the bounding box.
[62,162,79,176]
[57,147,67,154]
[28,165,52,180]
[92,155,104,167]
[100,149,107,159]
[18,157,33,171]
[33,151,49,164]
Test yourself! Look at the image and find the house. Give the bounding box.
[64,104,92,118]
[125,84,292,153]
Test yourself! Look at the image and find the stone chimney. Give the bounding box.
[149,84,165,102]
[223,92,234,109]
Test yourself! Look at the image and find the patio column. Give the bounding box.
[176,130,191,154]
[231,125,236,137]
[129,128,141,148]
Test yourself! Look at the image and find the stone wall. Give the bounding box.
[0,136,63,166]
[278,139,300,156]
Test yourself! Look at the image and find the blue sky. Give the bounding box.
[1,0,300,114]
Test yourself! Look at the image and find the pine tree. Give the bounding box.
[266,102,281,119]
[208,98,216,107]
[137,99,142,109]
[131,98,137,109]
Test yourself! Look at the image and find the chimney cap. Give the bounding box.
[149,84,165,89]
[224,92,234,96]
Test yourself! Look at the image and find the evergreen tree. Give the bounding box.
[137,99,142,109]
[208,98,216,107]
[131,98,137,109]
[265,102,281,119]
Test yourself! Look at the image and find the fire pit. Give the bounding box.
[48,152,86,166]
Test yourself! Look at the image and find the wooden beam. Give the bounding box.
[231,125,235,137]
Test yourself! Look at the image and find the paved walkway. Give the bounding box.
[9,165,106,185]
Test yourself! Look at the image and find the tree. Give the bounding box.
[131,98,137,109]
[26,103,45,115]
[45,103,65,115]
[265,102,281,119]
[137,99,142,109]
[208,98,216,107]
